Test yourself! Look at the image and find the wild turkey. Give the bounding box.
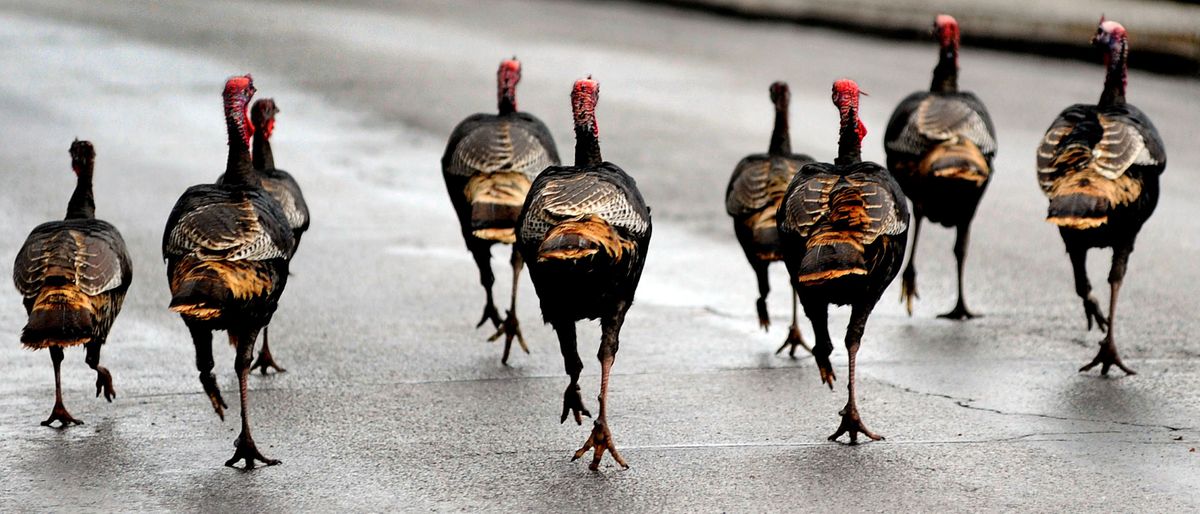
[725,81,815,357]
[779,79,909,443]
[1037,18,1165,375]
[163,74,294,468]
[12,140,132,427]
[884,14,997,319]
[442,57,561,364]
[218,98,309,374]
[516,77,651,469]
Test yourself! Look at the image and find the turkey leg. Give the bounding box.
[471,245,502,329]
[556,321,591,425]
[250,326,287,375]
[829,304,884,444]
[1080,245,1135,375]
[190,320,227,420]
[489,248,528,364]
[226,328,281,469]
[1068,246,1109,332]
[85,340,116,402]
[41,346,82,427]
[899,211,922,316]
[802,298,835,388]
[775,288,811,358]
[939,223,979,319]
[754,260,771,331]
[573,308,629,470]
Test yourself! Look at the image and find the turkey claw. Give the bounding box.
[560,383,591,425]
[488,310,528,365]
[94,366,116,402]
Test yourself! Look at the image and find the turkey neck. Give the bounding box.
[1100,39,1128,107]
[223,98,259,187]
[498,93,517,116]
[931,42,958,93]
[574,125,602,167]
[65,163,95,220]
[252,125,274,171]
[768,103,792,156]
[835,106,862,166]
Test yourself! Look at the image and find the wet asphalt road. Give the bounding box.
[0,0,1198,510]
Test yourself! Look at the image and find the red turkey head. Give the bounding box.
[497,57,521,113]
[223,74,256,148]
[572,76,599,137]
[934,14,960,50]
[1093,17,1127,50]
[832,79,867,143]
[769,81,790,112]
[69,139,95,175]
[251,98,279,140]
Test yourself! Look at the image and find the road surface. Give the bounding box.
[0,0,1197,510]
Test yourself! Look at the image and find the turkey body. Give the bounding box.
[12,139,131,427]
[726,82,814,356]
[883,18,997,320]
[514,77,648,470]
[1037,103,1163,241]
[779,79,909,443]
[885,91,995,226]
[1037,102,1164,375]
[780,161,909,309]
[780,160,909,444]
[16,219,132,350]
[518,163,651,323]
[728,152,814,355]
[728,154,812,263]
[517,159,651,470]
[445,112,559,246]
[164,74,294,468]
[162,183,293,331]
[1036,19,1166,376]
[443,105,560,363]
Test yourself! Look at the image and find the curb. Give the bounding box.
[614,0,1200,76]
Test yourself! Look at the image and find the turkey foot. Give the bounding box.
[41,402,83,428]
[774,324,811,359]
[1079,339,1135,376]
[813,347,836,389]
[200,372,228,421]
[756,298,770,331]
[899,268,918,316]
[560,383,591,425]
[572,419,628,471]
[937,302,979,321]
[1082,295,1109,332]
[225,431,281,469]
[828,405,883,444]
[250,346,287,375]
[94,366,116,402]
[476,302,502,329]
[488,310,528,365]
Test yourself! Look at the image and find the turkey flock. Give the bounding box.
[12,16,1165,470]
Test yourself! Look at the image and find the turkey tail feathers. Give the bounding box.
[21,287,94,348]
[169,258,273,320]
[536,215,633,263]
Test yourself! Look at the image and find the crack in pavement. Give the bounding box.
[878,381,1190,432]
